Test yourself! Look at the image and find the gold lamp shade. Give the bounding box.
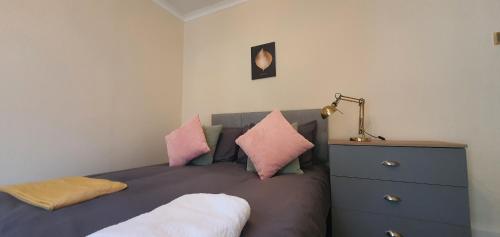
[320,105,338,119]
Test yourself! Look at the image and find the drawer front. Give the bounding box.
[334,209,471,237]
[329,145,468,186]
[331,177,470,226]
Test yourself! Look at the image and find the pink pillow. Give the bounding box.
[236,110,314,180]
[165,115,210,167]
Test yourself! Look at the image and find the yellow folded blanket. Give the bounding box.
[0,176,127,211]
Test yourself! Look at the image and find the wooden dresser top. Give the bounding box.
[329,139,467,148]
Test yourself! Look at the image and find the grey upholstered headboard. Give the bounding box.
[212,109,329,163]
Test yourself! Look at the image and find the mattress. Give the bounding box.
[0,162,330,237]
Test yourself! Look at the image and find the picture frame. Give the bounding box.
[251,42,276,80]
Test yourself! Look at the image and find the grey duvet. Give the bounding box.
[0,162,330,237]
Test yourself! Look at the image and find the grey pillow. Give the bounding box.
[246,156,304,175]
[190,125,223,166]
[298,120,317,168]
[213,127,243,162]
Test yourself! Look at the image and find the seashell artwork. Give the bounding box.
[251,42,276,80]
[255,49,273,71]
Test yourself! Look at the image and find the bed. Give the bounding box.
[0,109,331,237]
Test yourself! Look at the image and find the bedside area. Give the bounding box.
[329,140,471,237]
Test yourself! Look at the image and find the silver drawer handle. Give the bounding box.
[384,194,402,203]
[386,230,403,237]
[381,160,400,167]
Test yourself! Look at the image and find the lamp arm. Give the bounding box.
[335,94,364,104]
[358,99,366,136]
[334,94,367,137]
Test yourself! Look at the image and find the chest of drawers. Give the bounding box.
[329,140,471,237]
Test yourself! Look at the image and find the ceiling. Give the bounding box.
[153,0,248,21]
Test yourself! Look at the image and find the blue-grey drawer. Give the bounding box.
[334,209,471,237]
[330,145,468,186]
[331,177,470,226]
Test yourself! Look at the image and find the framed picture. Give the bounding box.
[251,42,276,80]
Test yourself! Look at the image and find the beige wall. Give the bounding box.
[1,0,499,235]
[183,0,500,236]
[0,0,183,185]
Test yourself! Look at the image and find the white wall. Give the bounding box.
[182,0,500,236]
[0,0,183,185]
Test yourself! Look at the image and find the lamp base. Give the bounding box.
[350,136,371,142]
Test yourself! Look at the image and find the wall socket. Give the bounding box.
[495,32,500,46]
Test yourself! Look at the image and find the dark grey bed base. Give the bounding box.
[212,109,329,163]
